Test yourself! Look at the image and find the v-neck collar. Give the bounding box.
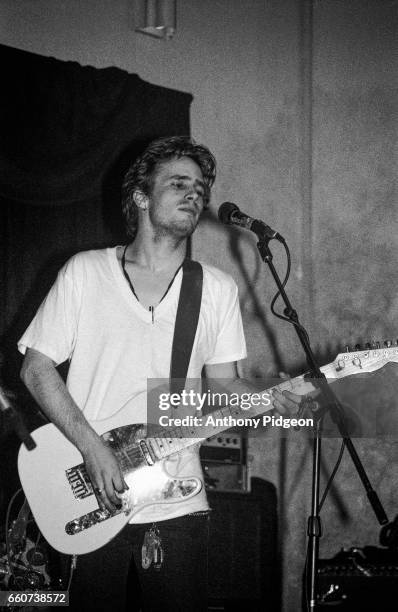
[108,246,183,322]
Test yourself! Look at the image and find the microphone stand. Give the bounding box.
[256,235,388,611]
[0,385,36,451]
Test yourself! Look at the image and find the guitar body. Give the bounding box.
[18,408,202,555]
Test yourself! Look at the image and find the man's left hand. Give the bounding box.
[271,371,302,417]
[271,388,302,416]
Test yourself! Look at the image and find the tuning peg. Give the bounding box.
[355,344,361,351]
[365,342,371,349]
[344,345,350,352]
[385,340,392,347]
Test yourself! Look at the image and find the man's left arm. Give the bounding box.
[204,361,301,416]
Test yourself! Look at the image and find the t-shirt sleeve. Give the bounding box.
[18,257,82,365]
[205,276,247,365]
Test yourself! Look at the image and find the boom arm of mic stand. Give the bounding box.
[256,236,388,610]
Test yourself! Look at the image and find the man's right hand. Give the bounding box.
[81,436,129,513]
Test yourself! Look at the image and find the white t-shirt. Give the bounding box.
[18,247,247,522]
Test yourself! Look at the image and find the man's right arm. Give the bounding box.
[20,348,127,511]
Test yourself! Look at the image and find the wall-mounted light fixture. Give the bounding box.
[135,0,176,40]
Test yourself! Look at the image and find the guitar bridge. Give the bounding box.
[66,464,92,499]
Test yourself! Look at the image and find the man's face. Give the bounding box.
[145,156,206,239]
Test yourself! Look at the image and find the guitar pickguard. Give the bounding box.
[64,476,201,536]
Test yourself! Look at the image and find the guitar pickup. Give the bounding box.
[139,440,156,465]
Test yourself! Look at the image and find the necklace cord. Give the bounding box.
[121,245,185,308]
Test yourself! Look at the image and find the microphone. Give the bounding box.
[218,202,285,242]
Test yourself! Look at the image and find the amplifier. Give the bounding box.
[317,547,398,610]
[200,432,248,492]
[201,462,249,493]
[200,431,245,464]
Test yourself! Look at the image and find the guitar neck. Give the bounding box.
[147,343,398,460]
[152,372,317,458]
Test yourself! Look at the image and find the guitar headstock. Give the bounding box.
[330,339,398,377]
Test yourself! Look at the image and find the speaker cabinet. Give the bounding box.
[207,477,280,611]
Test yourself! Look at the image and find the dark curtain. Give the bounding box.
[0,44,191,519]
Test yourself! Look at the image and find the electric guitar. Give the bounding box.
[18,344,398,555]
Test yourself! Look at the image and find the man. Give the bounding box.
[19,136,298,611]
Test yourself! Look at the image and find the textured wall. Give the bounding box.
[1,1,398,610]
[248,1,398,608]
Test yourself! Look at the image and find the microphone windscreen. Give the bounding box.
[218,202,239,224]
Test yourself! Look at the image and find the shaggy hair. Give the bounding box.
[121,136,216,239]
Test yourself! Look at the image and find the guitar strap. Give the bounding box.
[140,261,203,570]
[169,259,203,395]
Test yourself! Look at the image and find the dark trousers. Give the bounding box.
[66,513,209,612]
